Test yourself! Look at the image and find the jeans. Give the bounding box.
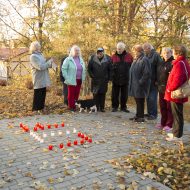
[146,84,158,118]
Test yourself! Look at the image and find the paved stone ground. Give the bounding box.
[0,107,190,190]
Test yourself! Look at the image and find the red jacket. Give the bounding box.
[164,56,190,103]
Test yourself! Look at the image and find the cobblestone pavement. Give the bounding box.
[0,108,189,190]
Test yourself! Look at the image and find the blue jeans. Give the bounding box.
[146,84,158,118]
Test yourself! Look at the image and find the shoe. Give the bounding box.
[155,124,164,129]
[166,136,183,142]
[134,118,145,123]
[121,109,130,113]
[147,115,157,120]
[129,116,137,121]
[144,114,150,117]
[112,108,118,112]
[163,126,172,132]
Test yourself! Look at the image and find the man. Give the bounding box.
[60,56,68,106]
[143,43,163,120]
[111,42,133,112]
[88,47,112,112]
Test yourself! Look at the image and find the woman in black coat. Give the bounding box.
[88,48,112,112]
[129,45,151,122]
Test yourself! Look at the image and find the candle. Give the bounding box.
[88,138,92,143]
[49,145,53,150]
[81,134,85,138]
[58,131,62,136]
[73,128,77,133]
[61,122,65,127]
[80,139,85,145]
[40,139,44,143]
[41,125,44,130]
[54,123,59,128]
[51,131,55,136]
[85,136,89,141]
[78,132,81,137]
[19,123,23,128]
[66,131,70,136]
[74,140,78,145]
[34,127,38,132]
[59,143,64,149]
[43,133,47,138]
[47,124,51,129]
[67,141,71,147]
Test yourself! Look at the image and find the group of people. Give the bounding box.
[29,41,190,142]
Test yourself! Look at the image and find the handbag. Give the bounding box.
[171,61,190,98]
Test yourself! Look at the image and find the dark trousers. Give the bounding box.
[134,98,145,118]
[159,93,173,127]
[63,83,68,105]
[146,84,158,117]
[112,83,128,109]
[171,102,184,138]
[32,87,46,111]
[93,93,106,110]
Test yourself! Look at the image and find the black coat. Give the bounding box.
[88,54,112,94]
[129,53,151,98]
[157,56,173,93]
[60,56,67,82]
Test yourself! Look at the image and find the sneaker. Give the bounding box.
[166,136,183,142]
[112,108,118,112]
[155,124,164,129]
[121,109,130,113]
[163,126,172,132]
[134,118,145,123]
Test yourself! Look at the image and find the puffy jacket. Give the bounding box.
[164,56,190,103]
[111,51,133,85]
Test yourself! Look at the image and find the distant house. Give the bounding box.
[0,47,30,80]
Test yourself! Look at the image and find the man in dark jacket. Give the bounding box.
[143,43,163,120]
[111,42,133,112]
[88,48,112,112]
[60,56,68,106]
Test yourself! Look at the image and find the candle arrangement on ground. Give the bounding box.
[19,122,93,151]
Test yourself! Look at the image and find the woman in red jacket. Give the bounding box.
[165,45,190,141]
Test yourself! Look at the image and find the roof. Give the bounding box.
[0,47,29,61]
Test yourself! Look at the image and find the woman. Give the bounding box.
[155,47,174,131]
[88,47,112,112]
[62,45,86,111]
[129,45,151,123]
[30,41,53,113]
[165,45,190,141]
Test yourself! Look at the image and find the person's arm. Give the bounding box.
[107,56,113,81]
[87,56,95,79]
[139,58,151,85]
[62,58,69,82]
[30,54,52,70]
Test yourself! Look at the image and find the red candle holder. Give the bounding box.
[85,136,89,141]
[59,143,64,149]
[78,132,81,137]
[88,138,92,143]
[54,123,59,128]
[33,127,38,132]
[81,134,85,138]
[48,145,53,150]
[20,123,23,128]
[80,139,85,145]
[74,140,78,145]
[61,123,65,127]
[47,124,51,129]
[67,141,71,147]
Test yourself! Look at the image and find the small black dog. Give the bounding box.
[75,99,97,113]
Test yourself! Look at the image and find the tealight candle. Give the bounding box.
[58,131,62,135]
[40,139,44,143]
[73,128,77,133]
[74,140,78,145]
[66,131,70,136]
[51,131,55,136]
